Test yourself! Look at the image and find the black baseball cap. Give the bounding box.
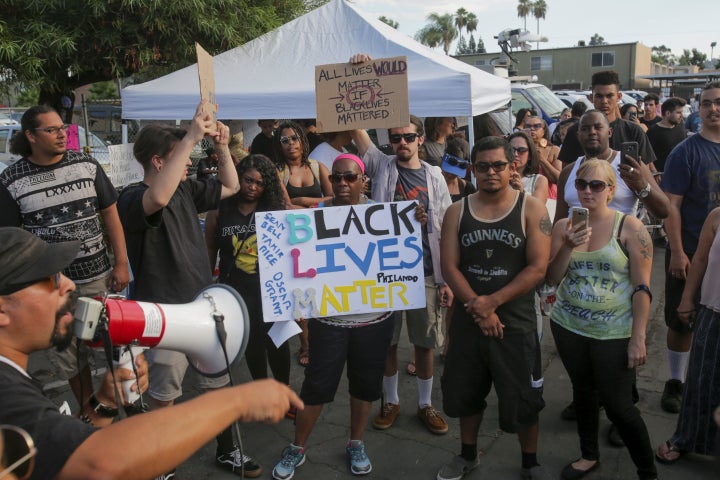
[0,227,79,295]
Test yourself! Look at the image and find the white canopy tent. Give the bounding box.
[121,0,510,122]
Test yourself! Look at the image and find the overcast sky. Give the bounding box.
[351,0,719,60]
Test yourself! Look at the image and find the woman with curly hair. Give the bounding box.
[205,154,291,388]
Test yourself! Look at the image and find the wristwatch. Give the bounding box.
[636,183,651,199]
[88,393,119,418]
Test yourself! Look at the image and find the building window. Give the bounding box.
[530,56,552,71]
[591,51,615,67]
[475,59,486,66]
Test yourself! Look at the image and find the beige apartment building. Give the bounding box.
[456,42,653,90]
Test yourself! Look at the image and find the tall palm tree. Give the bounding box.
[517,0,532,31]
[455,7,468,44]
[466,12,478,54]
[532,0,548,49]
[415,13,457,55]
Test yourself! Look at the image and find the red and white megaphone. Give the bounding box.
[74,284,250,400]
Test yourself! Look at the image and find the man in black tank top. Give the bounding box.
[437,137,552,480]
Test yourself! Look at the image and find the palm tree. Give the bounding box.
[466,12,478,54]
[532,0,548,49]
[378,16,399,29]
[415,13,457,55]
[455,7,468,44]
[517,0,532,31]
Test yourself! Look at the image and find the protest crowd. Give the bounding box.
[1,46,719,480]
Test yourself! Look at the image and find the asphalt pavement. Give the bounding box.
[38,244,718,479]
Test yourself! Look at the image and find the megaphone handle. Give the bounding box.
[114,346,146,403]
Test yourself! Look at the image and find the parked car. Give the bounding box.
[512,83,568,125]
[0,124,110,168]
[553,91,594,110]
[623,90,648,102]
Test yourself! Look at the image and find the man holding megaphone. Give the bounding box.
[0,226,303,480]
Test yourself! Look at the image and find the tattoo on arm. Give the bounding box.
[636,225,652,260]
[539,212,552,236]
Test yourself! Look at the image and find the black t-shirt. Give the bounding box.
[117,179,221,303]
[216,198,258,295]
[305,131,324,153]
[394,165,432,276]
[640,116,662,128]
[0,361,96,480]
[559,118,656,166]
[249,133,277,163]
[646,123,687,172]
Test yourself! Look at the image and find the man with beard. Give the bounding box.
[436,137,551,480]
[348,53,453,437]
[0,105,129,411]
[0,227,302,480]
[647,97,688,173]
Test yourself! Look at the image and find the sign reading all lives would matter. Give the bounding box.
[315,56,409,132]
[257,201,425,322]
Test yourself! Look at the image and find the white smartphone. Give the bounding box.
[571,207,589,228]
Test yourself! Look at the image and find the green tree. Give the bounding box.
[476,35,486,54]
[466,13,479,52]
[532,0,548,36]
[468,35,477,54]
[16,86,39,106]
[517,0,532,31]
[415,13,457,55]
[456,36,468,55]
[651,45,676,66]
[89,81,119,100]
[0,0,323,121]
[589,33,607,46]
[678,48,708,69]
[378,16,399,29]
[455,7,468,48]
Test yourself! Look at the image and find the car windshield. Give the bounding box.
[525,86,567,119]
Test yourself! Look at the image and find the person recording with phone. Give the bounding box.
[547,159,657,480]
[620,104,647,133]
[555,111,669,224]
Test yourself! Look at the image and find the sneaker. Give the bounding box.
[154,471,175,480]
[607,424,624,447]
[661,379,683,413]
[272,444,306,480]
[418,405,449,434]
[347,440,372,475]
[372,402,400,430]
[560,402,577,421]
[436,455,479,480]
[216,447,263,478]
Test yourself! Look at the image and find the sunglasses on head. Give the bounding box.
[329,172,361,183]
[442,153,469,169]
[474,161,509,173]
[389,133,419,144]
[279,135,300,145]
[574,179,608,192]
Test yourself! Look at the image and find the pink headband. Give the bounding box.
[333,153,365,174]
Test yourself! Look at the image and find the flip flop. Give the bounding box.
[406,361,417,376]
[655,440,685,464]
[297,350,309,368]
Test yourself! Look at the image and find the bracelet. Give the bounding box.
[88,393,119,418]
[631,284,652,303]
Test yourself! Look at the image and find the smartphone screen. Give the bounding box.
[571,207,588,228]
[621,141,639,165]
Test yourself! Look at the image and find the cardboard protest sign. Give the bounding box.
[196,42,217,130]
[66,124,80,151]
[257,201,426,322]
[315,56,409,132]
[106,143,144,187]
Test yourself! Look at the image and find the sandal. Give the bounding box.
[406,361,417,376]
[655,440,685,464]
[297,349,309,367]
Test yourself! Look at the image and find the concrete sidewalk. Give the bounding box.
[39,245,717,479]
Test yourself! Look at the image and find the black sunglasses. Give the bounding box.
[389,133,419,144]
[279,135,300,145]
[329,172,361,183]
[574,179,608,192]
[512,146,529,154]
[474,161,509,173]
[442,153,469,169]
[0,272,61,296]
